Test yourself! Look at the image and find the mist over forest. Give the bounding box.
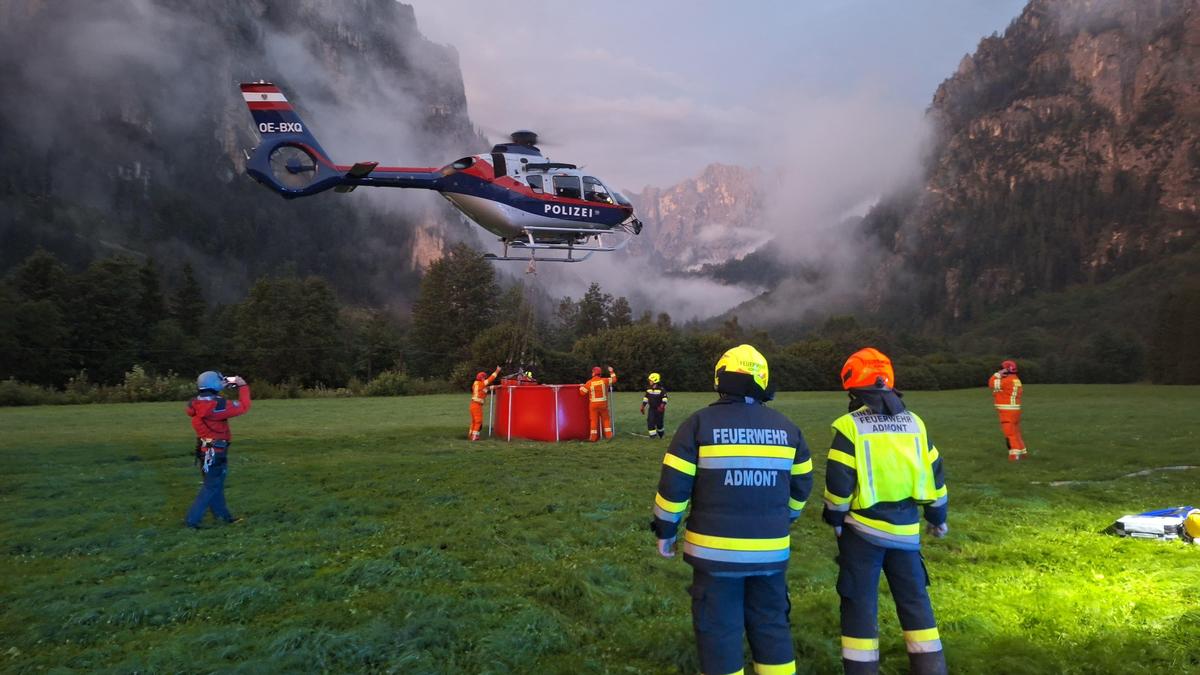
[2,0,1198,393]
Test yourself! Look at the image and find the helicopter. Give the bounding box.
[239,82,642,264]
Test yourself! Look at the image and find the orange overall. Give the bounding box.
[579,371,617,441]
[469,371,498,441]
[990,371,1025,459]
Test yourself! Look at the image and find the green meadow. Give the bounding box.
[1,386,1198,674]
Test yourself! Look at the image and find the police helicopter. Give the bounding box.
[239,82,642,264]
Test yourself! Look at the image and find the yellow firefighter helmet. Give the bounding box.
[1185,510,1200,541]
[714,344,770,400]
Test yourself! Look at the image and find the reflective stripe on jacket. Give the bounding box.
[990,372,1022,410]
[652,397,814,574]
[643,386,668,407]
[471,372,498,405]
[822,406,946,551]
[579,374,617,403]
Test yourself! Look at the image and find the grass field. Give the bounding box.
[2,386,1199,674]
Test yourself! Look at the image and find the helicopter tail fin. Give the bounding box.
[239,82,331,160]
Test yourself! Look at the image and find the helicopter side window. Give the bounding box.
[553,175,582,200]
[440,156,475,176]
[583,176,614,204]
[527,174,544,193]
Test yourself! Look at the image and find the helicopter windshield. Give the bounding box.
[583,176,615,204]
[611,190,632,207]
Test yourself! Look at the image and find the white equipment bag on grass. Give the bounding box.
[1111,506,1199,543]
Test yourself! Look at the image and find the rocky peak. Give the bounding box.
[629,163,769,272]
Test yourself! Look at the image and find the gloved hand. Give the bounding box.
[656,537,676,558]
[926,522,949,538]
[834,526,843,538]
[657,404,666,413]
[608,366,615,374]
[640,405,646,415]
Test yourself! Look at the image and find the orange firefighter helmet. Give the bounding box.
[841,347,895,390]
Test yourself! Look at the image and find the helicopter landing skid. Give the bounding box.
[484,225,635,264]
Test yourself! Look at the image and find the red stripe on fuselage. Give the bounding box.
[332,164,440,173]
[240,83,281,94]
[247,101,293,110]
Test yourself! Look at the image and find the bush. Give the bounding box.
[0,378,63,406]
[364,370,411,397]
[405,378,456,396]
[117,365,193,403]
[250,379,305,400]
[361,371,455,397]
[894,359,940,391]
[63,371,98,404]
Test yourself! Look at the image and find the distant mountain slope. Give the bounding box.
[627,164,770,272]
[864,0,1200,328]
[0,0,484,305]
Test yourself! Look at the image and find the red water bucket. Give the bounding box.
[491,380,595,441]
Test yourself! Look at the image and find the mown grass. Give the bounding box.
[1,386,1199,674]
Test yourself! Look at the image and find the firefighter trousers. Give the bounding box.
[689,569,796,675]
[647,406,665,437]
[836,527,941,668]
[469,402,484,440]
[588,402,612,441]
[996,409,1025,454]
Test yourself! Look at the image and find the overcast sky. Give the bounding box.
[407,0,1028,191]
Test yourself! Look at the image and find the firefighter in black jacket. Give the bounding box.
[641,372,669,438]
[651,344,813,675]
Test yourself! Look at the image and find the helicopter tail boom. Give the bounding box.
[240,81,442,198]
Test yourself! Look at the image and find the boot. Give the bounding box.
[909,650,948,675]
[842,658,879,675]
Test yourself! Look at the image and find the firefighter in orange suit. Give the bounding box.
[989,359,1026,461]
[469,366,501,441]
[580,366,617,441]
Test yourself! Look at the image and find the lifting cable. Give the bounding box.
[502,274,538,375]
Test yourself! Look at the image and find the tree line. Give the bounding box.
[2,245,1193,406]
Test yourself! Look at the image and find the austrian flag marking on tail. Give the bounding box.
[240,82,314,138]
[241,83,291,111]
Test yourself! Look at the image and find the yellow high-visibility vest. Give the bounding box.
[832,408,939,510]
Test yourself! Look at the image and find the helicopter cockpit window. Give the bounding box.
[527,174,544,193]
[611,190,632,207]
[553,175,582,200]
[583,176,614,204]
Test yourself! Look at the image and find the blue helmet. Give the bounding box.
[196,370,226,392]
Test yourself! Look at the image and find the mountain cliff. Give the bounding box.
[0,0,484,305]
[865,0,1200,328]
[627,164,769,272]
